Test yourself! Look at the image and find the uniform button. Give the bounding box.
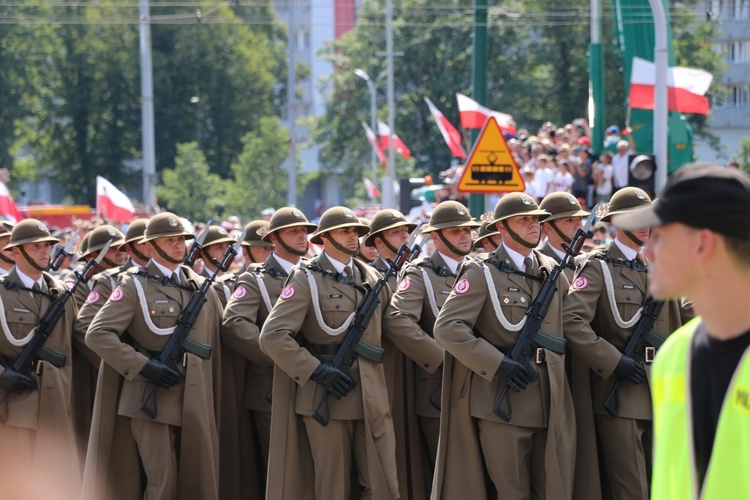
[335,305,340,309]
[597,369,603,373]
[423,363,430,368]
[626,297,630,301]
[294,376,300,380]
[169,307,175,313]
[481,370,487,375]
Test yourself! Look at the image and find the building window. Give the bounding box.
[723,84,750,108]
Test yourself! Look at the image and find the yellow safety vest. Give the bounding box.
[652,317,750,499]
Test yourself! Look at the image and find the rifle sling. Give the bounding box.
[485,258,544,282]
[311,341,384,364]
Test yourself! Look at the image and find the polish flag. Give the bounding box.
[629,57,713,115]
[0,182,23,223]
[378,121,412,160]
[424,96,466,159]
[456,93,516,135]
[362,122,386,168]
[96,176,135,223]
[363,177,381,199]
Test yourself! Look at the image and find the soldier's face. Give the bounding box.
[504,215,541,246]
[104,246,128,267]
[556,216,585,240]
[437,227,473,255]
[14,242,52,273]
[247,245,273,263]
[643,223,700,300]
[0,235,14,264]
[327,227,360,253]
[151,236,186,262]
[382,226,410,248]
[205,242,229,263]
[276,226,309,254]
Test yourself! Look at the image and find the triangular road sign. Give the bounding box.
[456,116,526,194]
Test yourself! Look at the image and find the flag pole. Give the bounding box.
[648,0,668,194]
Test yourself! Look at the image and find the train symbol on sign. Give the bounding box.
[470,151,515,184]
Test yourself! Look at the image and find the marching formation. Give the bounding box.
[0,163,748,500]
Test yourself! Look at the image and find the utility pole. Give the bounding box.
[382,0,396,209]
[139,0,156,206]
[287,0,297,207]
[589,0,605,151]
[469,0,488,217]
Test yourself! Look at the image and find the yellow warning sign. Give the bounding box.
[456,116,526,194]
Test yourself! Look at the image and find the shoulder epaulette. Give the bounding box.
[593,251,648,273]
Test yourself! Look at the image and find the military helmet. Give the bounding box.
[260,207,317,242]
[140,212,194,243]
[540,192,590,222]
[421,201,480,233]
[473,213,502,248]
[310,206,370,244]
[242,220,274,247]
[4,218,59,250]
[489,192,549,226]
[200,224,235,248]
[123,219,147,246]
[0,221,15,238]
[600,187,651,223]
[83,225,125,257]
[79,232,92,256]
[363,209,417,247]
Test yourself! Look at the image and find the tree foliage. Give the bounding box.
[157,142,228,221]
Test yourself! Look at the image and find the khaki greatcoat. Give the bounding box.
[259,252,399,499]
[432,247,575,500]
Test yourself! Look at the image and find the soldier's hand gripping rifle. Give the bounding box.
[0,240,111,421]
[140,229,245,419]
[492,204,606,422]
[311,224,424,427]
[602,297,665,416]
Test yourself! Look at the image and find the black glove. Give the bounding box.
[495,357,532,392]
[0,368,36,392]
[615,355,647,385]
[139,359,181,388]
[310,363,355,400]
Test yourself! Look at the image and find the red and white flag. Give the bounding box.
[363,177,381,199]
[424,96,466,159]
[456,93,516,135]
[96,176,135,223]
[378,121,411,160]
[0,182,22,223]
[362,122,386,168]
[629,57,713,115]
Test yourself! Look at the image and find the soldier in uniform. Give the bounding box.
[259,206,399,500]
[0,221,15,275]
[219,219,273,292]
[365,209,416,285]
[562,187,691,500]
[539,191,590,282]
[70,225,127,453]
[0,219,77,472]
[355,218,378,264]
[473,215,502,254]
[432,192,576,500]
[83,212,223,500]
[383,200,478,498]
[196,225,236,307]
[222,207,316,498]
[121,219,151,269]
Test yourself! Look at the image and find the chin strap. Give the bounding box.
[624,230,648,248]
[274,234,308,258]
[18,246,46,272]
[151,241,183,265]
[375,234,400,256]
[0,252,14,266]
[501,220,540,249]
[324,234,359,257]
[437,230,471,256]
[546,220,572,244]
[127,242,149,264]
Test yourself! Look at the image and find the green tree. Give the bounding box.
[734,137,750,173]
[224,116,292,220]
[157,142,228,221]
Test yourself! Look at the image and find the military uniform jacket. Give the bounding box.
[431,247,576,499]
[562,242,689,420]
[62,263,90,310]
[384,252,451,418]
[222,253,289,412]
[259,252,399,500]
[0,269,76,441]
[200,267,232,308]
[83,261,222,500]
[372,255,397,291]
[539,241,578,283]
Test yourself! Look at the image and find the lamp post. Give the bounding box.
[354,68,388,189]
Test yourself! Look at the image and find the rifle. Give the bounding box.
[492,203,606,422]
[311,224,424,427]
[0,240,111,421]
[140,229,244,419]
[49,230,78,272]
[183,220,213,268]
[602,297,665,416]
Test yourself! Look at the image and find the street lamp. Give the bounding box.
[190,96,200,145]
[354,68,388,189]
